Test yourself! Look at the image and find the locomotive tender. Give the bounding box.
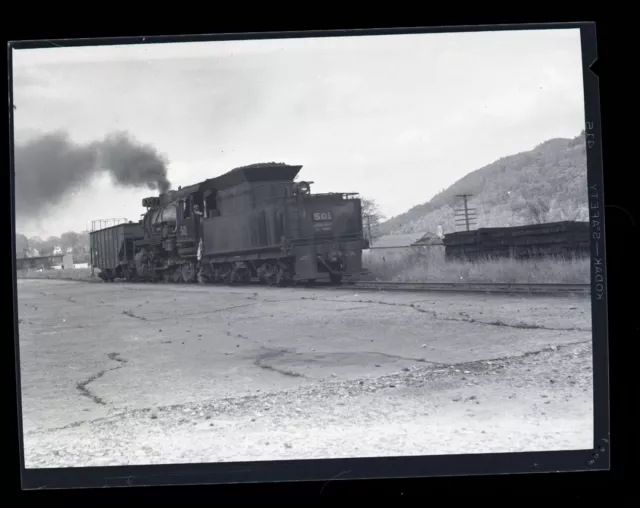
[90,162,369,286]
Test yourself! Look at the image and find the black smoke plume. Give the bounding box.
[13,130,171,220]
[96,132,171,194]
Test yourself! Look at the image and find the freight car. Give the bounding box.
[89,221,143,281]
[89,162,369,286]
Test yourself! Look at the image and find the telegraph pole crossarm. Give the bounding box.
[455,194,476,231]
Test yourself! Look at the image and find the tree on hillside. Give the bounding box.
[26,231,90,258]
[77,231,90,251]
[15,234,29,258]
[61,231,80,251]
[27,236,43,255]
[361,197,385,242]
[526,198,551,224]
[568,130,586,147]
[511,196,551,224]
[70,231,90,259]
[537,197,588,223]
[29,236,61,256]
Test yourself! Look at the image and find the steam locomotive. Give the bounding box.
[89,163,369,286]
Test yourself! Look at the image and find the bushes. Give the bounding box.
[363,247,590,284]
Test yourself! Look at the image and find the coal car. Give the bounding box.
[89,220,143,282]
[89,162,369,286]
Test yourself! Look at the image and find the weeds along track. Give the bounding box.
[351,281,590,296]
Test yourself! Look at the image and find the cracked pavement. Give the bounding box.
[16,279,593,467]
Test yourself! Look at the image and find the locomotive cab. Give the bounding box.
[174,194,205,258]
[135,181,219,281]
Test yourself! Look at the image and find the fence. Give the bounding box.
[443,221,590,261]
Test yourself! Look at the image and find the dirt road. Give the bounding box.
[16,279,594,467]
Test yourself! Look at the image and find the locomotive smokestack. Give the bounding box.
[13,130,172,221]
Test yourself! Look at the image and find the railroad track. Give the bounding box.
[18,271,590,295]
[349,281,591,295]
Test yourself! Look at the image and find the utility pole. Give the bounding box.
[455,194,477,231]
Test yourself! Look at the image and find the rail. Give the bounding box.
[348,281,591,295]
[16,269,591,296]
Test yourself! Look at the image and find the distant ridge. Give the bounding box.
[379,131,588,237]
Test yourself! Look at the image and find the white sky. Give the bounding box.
[12,28,585,238]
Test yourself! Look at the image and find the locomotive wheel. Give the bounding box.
[171,268,182,283]
[197,263,213,285]
[275,266,292,287]
[330,274,343,285]
[259,264,277,285]
[268,267,281,286]
[182,263,196,283]
[237,269,251,284]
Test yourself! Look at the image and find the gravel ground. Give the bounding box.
[23,341,593,467]
[17,279,593,468]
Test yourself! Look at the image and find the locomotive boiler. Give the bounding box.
[90,162,369,286]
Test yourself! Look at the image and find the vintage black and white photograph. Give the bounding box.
[12,27,599,471]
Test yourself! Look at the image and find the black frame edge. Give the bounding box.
[11,21,609,490]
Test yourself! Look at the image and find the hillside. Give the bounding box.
[379,131,589,237]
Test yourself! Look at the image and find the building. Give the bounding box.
[411,231,445,247]
[369,231,444,250]
[62,253,74,269]
[368,232,427,250]
[15,255,64,271]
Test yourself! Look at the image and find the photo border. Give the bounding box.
[8,21,608,490]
